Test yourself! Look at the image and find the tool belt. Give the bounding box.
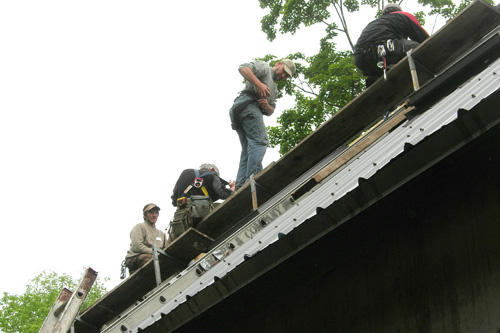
[170,196,214,240]
[355,39,397,55]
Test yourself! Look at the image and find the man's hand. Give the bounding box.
[258,99,274,116]
[239,67,270,99]
[228,180,236,192]
[256,82,270,99]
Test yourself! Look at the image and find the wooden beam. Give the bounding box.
[313,107,414,183]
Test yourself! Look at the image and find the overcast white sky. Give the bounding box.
[0,1,446,297]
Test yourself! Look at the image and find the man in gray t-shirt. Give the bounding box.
[229,59,296,189]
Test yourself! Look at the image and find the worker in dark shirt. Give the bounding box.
[168,163,235,242]
[354,3,429,87]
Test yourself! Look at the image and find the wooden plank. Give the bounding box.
[76,256,184,331]
[197,162,277,239]
[199,0,499,240]
[257,0,499,197]
[166,228,214,262]
[413,0,500,78]
[313,106,414,183]
[76,229,213,330]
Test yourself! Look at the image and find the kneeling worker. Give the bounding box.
[124,203,166,275]
[354,3,429,87]
[169,163,235,241]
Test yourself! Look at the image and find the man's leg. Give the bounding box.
[355,51,382,88]
[235,127,248,189]
[125,254,153,275]
[386,39,420,66]
[240,104,268,183]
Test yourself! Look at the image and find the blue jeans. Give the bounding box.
[230,98,269,189]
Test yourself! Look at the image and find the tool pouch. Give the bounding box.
[170,196,214,240]
[170,206,192,239]
[189,195,213,224]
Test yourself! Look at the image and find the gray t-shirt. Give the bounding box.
[238,60,277,109]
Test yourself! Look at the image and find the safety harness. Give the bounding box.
[177,170,212,206]
[171,170,215,240]
[377,39,395,80]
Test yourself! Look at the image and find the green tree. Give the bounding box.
[258,0,484,155]
[267,41,364,154]
[0,269,108,333]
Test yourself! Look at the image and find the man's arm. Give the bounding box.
[258,98,274,116]
[239,66,270,99]
[171,182,179,207]
[399,12,429,43]
[211,175,234,200]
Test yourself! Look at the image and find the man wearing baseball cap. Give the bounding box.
[229,58,296,190]
[124,203,166,275]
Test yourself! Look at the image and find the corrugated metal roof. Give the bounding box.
[102,48,500,333]
[77,6,500,330]
[148,84,500,333]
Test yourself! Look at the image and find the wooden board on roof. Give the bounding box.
[76,255,184,331]
[257,0,499,198]
[198,0,499,242]
[76,228,212,331]
[414,0,500,78]
[167,227,214,262]
[197,162,277,239]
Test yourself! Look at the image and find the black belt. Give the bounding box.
[355,39,397,55]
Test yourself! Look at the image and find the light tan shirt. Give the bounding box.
[126,221,166,258]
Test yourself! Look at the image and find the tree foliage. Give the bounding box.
[258,0,486,155]
[0,270,108,333]
[267,39,364,154]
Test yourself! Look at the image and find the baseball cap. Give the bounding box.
[143,203,160,213]
[282,59,296,78]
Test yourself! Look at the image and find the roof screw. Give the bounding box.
[420,128,424,131]
[373,162,377,166]
[471,94,476,98]
[331,192,335,196]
